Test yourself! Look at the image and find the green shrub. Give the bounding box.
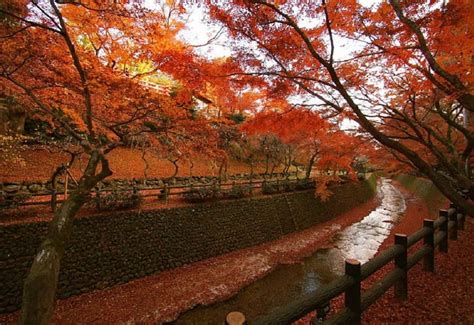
[280,179,296,192]
[95,189,142,211]
[295,179,315,190]
[183,186,221,203]
[226,184,251,199]
[262,181,279,194]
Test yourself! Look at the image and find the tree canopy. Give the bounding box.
[205,0,473,214]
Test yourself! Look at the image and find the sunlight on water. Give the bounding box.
[333,178,406,264]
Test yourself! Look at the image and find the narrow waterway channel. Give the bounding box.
[173,178,406,324]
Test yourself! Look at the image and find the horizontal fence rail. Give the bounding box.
[0,175,322,211]
[226,205,467,325]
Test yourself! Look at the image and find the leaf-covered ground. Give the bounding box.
[0,146,268,182]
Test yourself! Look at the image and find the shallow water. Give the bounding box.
[172,178,405,324]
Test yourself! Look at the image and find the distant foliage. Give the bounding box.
[315,176,343,202]
[280,179,297,192]
[0,135,29,166]
[227,113,246,124]
[294,179,315,190]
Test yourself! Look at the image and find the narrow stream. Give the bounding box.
[173,178,406,324]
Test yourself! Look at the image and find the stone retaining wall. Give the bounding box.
[0,176,376,313]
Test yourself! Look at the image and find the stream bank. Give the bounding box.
[174,178,406,323]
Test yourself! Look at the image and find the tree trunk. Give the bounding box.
[264,155,270,176]
[170,159,179,178]
[270,163,276,179]
[19,151,111,324]
[249,163,254,194]
[284,160,292,179]
[284,148,293,179]
[306,154,317,179]
[189,160,194,177]
[141,148,149,185]
[218,158,227,184]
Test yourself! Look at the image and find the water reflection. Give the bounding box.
[173,178,405,324]
[173,250,341,324]
[333,178,406,263]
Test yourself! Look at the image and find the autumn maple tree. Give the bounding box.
[205,0,474,214]
[242,107,363,197]
[0,0,225,323]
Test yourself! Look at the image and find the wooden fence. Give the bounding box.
[225,203,467,325]
[1,176,317,211]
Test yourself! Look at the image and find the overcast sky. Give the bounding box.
[177,0,383,59]
[144,1,384,130]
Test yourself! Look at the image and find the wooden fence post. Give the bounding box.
[423,219,435,272]
[394,234,408,300]
[449,208,458,240]
[345,259,361,325]
[95,188,101,210]
[458,212,465,231]
[164,183,169,204]
[64,173,69,200]
[51,189,57,213]
[439,210,448,253]
[225,311,246,325]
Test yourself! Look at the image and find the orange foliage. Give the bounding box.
[242,109,362,175]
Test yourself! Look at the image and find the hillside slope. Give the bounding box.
[0,147,269,182]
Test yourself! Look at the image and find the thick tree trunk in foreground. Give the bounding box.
[19,151,111,324]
